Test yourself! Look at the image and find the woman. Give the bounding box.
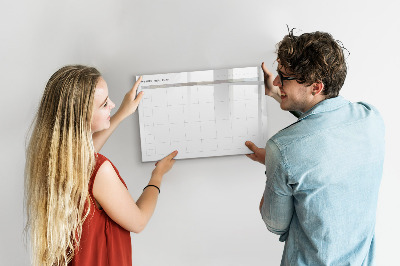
[25,65,177,265]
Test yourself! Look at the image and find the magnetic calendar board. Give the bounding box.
[136,67,268,162]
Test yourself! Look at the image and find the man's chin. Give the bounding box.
[279,103,290,111]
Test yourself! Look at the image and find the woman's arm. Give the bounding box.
[93,150,178,233]
[92,77,143,152]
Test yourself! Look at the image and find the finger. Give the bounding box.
[167,150,178,159]
[161,150,178,162]
[245,153,257,161]
[134,90,144,103]
[245,141,259,152]
[131,76,143,94]
[261,62,272,76]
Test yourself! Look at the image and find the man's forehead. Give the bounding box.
[277,63,295,76]
[276,63,286,73]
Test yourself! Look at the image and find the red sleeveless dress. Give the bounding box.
[69,153,132,266]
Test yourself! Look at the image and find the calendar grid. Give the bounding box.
[137,67,268,162]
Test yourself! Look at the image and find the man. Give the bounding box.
[245,31,385,265]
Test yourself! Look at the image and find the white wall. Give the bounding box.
[1,0,399,265]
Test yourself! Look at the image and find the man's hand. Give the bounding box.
[262,62,281,103]
[245,141,266,165]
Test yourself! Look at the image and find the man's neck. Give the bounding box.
[301,95,327,113]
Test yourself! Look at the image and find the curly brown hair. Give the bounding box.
[277,30,348,98]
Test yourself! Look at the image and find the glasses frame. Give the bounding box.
[277,70,297,86]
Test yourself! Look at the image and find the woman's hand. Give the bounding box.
[92,77,145,152]
[262,62,281,103]
[152,150,178,178]
[115,76,144,119]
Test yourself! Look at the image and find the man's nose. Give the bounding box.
[273,75,281,87]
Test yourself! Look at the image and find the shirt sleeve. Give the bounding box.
[260,139,294,241]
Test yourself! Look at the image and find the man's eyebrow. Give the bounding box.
[277,68,292,77]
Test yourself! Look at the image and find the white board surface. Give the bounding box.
[136,67,268,162]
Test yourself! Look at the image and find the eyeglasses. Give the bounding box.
[277,70,297,86]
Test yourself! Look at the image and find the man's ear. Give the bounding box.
[312,82,324,96]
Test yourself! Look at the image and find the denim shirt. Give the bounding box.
[260,96,385,266]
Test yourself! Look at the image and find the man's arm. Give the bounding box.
[260,185,293,238]
[262,62,282,103]
[245,138,294,239]
[259,195,264,211]
[260,140,294,240]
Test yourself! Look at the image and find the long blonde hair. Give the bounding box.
[25,65,101,265]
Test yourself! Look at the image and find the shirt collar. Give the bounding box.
[298,95,350,121]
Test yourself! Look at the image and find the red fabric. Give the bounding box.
[69,153,132,266]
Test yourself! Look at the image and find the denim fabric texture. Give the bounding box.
[260,96,385,266]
